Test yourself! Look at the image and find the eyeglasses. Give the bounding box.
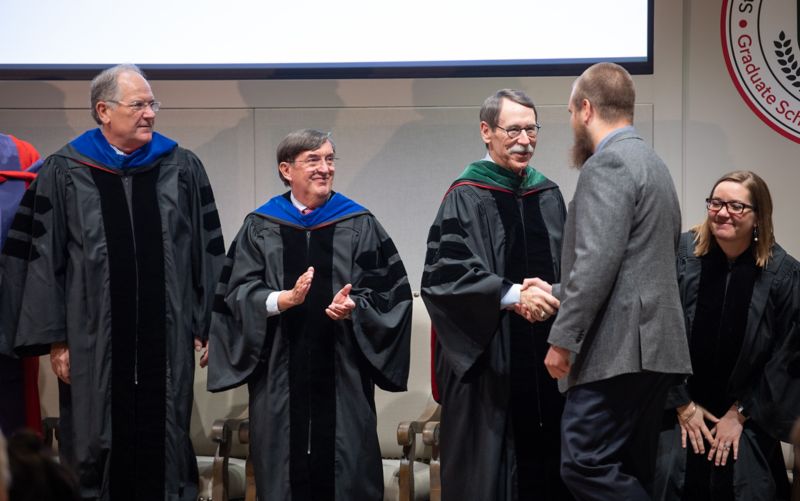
[106,100,161,113]
[496,124,541,139]
[291,155,338,169]
[705,198,754,215]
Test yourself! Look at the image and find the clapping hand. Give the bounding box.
[278,267,314,311]
[326,284,356,320]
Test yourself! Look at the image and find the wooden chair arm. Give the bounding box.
[211,418,248,501]
[396,399,441,501]
[422,421,439,450]
[397,399,440,444]
[423,421,441,501]
[238,419,250,445]
[235,420,256,501]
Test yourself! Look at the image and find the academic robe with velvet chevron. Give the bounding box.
[421,161,571,501]
[208,192,412,501]
[0,132,224,501]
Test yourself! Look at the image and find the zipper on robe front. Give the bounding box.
[122,174,140,386]
[306,229,312,455]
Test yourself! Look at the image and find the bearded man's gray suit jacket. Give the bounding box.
[548,128,692,391]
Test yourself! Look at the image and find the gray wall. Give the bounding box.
[7,2,798,268]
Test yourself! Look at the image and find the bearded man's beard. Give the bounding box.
[570,122,594,168]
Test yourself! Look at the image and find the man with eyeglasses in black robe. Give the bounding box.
[422,89,571,501]
[0,64,224,501]
[208,128,412,500]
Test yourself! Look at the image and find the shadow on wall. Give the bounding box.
[242,79,345,210]
[0,82,90,158]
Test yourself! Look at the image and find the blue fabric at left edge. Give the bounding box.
[254,192,368,229]
[0,136,43,250]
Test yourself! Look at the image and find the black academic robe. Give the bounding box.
[421,178,570,501]
[0,143,224,501]
[207,201,412,501]
[654,232,800,501]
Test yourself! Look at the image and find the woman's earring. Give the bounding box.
[753,226,759,242]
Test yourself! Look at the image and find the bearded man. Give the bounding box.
[544,62,691,500]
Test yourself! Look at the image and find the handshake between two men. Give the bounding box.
[511,277,559,323]
[509,277,572,380]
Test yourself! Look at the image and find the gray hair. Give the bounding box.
[276,129,335,186]
[90,64,146,125]
[480,89,538,130]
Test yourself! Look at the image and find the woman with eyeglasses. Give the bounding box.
[653,170,800,501]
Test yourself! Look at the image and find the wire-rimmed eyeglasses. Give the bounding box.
[496,124,541,139]
[106,100,161,113]
[291,155,338,169]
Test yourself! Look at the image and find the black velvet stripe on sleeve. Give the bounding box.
[354,237,400,271]
[8,214,33,232]
[364,286,413,314]
[421,263,471,288]
[212,265,234,316]
[440,218,468,238]
[199,185,215,206]
[30,220,46,238]
[18,189,35,209]
[439,240,473,261]
[219,239,237,276]
[203,209,222,231]
[218,262,234,286]
[33,195,53,214]
[212,294,233,316]
[3,210,35,260]
[426,224,441,243]
[355,249,387,270]
[206,236,225,256]
[212,242,237,316]
[2,191,51,261]
[358,260,408,293]
[0,238,38,261]
[380,237,398,258]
